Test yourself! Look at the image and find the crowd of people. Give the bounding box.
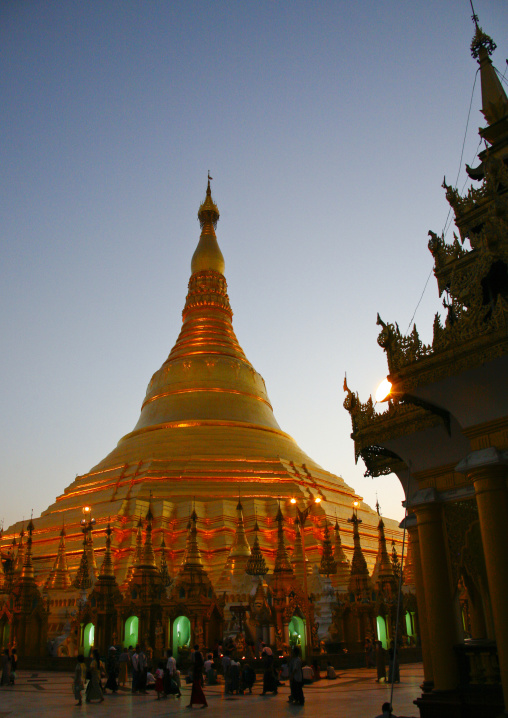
[67,639,328,707]
[2,634,401,715]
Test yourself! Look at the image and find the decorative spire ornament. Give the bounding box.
[182,509,204,570]
[371,515,396,595]
[45,523,72,590]
[347,510,372,600]
[319,518,337,577]
[331,516,351,590]
[291,516,306,585]
[246,514,268,576]
[98,520,116,581]
[159,534,171,588]
[273,503,294,575]
[19,517,35,583]
[142,497,157,569]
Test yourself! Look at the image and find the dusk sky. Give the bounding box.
[1,1,507,531]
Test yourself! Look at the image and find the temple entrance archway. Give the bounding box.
[376,615,388,649]
[172,615,191,653]
[124,616,138,648]
[83,622,95,656]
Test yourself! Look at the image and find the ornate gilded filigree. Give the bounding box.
[183,269,232,318]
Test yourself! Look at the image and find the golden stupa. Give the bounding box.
[2,179,401,584]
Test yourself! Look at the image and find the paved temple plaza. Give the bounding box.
[0,663,423,718]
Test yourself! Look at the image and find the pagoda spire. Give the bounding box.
[45,523,72,590]
[182,508,204,570]
[347,510,372,600]
[191,174,225,275]
[391,539,402,584]
[273,504,294,575]
[246,514,268,576]
[332,516,351,590]
[13,524,25,575]
[371,514,396,593]
[141,497,157,569]
[73,538,92,591]
[19,518,35,583]
[159,534,171,588]
[319,518,337,577]
[98,520,116,581]
[291,516,306,586]
[470,22,508,127]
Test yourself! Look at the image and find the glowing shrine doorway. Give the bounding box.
[124,616,139,648]
[173,615,191,653]
[288,615,306,658]
[83,622,95,656]
[376,615,388,649]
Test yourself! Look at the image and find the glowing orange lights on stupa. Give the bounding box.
[0,177,402,585]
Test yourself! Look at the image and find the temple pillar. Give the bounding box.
[416,501,460,691]
[456,448,508,710]
[407,520,434,689]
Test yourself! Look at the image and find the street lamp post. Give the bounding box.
[291,496,322,659]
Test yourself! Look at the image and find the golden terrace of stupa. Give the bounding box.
[1,179,402,585]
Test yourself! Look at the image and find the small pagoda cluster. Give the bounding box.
[0,497,415,661]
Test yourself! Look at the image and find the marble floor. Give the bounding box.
[0,663,423,718]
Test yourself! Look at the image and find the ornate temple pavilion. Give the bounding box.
[0,178,401,589]
[344,20,508,718]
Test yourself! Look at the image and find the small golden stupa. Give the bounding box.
[2,178,401,584]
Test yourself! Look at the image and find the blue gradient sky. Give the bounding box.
[1,1,507,530]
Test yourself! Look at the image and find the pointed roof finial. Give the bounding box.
[192,175,224,275]
[246,508,267,576]
[98,519,116,580]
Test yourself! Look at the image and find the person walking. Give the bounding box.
[375,641,386,683]
[261,648,277,695]
[0,649,10,686]
[118,647,130,687]
[138,646,148,694]
[164,649,181,697]
[9,649,17,686]
[85,649,104,703]
[131,646,140,693]
[241,658,255,694]
[288,646,304,705]
[187,644,207,709]
[73,654,86,706]
[104,647,118,694]
[387,642,400,684]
